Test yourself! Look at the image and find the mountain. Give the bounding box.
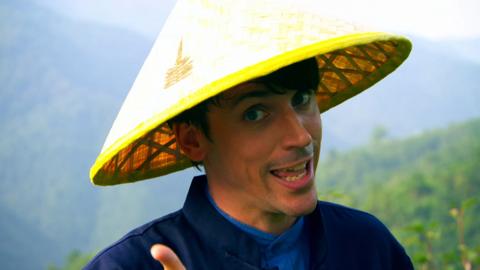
[0,203,61,270]
[316,118,480,268]
[1,0,479,268]
[441,37,480,64]
[0,1,190,269]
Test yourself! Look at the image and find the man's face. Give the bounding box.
[201,81,322,223]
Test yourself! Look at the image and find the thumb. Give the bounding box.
[150,244,186,270]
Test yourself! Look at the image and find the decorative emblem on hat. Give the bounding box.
[164,40,193,89]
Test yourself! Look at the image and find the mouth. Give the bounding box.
[270,158,314,189]
[271,162,308,181]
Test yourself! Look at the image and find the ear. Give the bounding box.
[174,123,207,162]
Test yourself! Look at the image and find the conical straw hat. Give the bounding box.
[90,0,412,185]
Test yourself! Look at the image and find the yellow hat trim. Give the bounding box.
[90,32,411,185]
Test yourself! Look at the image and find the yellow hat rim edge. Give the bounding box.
[90,31,412,185]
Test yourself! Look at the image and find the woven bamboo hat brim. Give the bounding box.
[90,0,412,186]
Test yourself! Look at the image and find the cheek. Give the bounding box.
[310,116,322,169]
[212,131,262,168]
[308,114,322,141]
[230,134,276,178]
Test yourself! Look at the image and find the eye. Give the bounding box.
[243,107,268,122]
[291,90,313,107]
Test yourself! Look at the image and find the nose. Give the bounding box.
[280,108,313,149]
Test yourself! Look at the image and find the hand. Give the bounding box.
[150,244,186,270]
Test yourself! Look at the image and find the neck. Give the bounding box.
[207,183,296,235]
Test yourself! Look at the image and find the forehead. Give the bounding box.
[216,81,287,108]
[223,81,272,97]
[210,58,319,109]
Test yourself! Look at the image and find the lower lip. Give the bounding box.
[271,159,314,191]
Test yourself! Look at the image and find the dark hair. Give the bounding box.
[169,57,319,167]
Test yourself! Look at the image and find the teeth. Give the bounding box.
[271,162,308,182]
[284,171,306,182]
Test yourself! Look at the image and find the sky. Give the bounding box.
[35,0,480,41]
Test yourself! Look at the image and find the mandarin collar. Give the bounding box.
[181,175,327,269]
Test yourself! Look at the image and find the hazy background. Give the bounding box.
[1,0,479,269]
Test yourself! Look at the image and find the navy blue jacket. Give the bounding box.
[85,175,413,269]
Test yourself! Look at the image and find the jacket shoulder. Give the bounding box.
[317,201,414,269]
[318,201,388,233]
[84,210,184,270]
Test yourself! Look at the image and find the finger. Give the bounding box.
[150,244,186,270]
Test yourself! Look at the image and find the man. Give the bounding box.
[86,0,413,269]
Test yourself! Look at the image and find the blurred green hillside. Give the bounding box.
[317,118,480,269]
[1,1,190,269]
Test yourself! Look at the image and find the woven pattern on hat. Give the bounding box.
[316,40,397,111]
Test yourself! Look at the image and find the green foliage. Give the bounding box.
[0,1,157,269]
[370,125,389,144]
[317,118,480,269]
[48,250,93,270]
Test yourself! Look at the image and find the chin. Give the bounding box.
[286,196,318,217]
